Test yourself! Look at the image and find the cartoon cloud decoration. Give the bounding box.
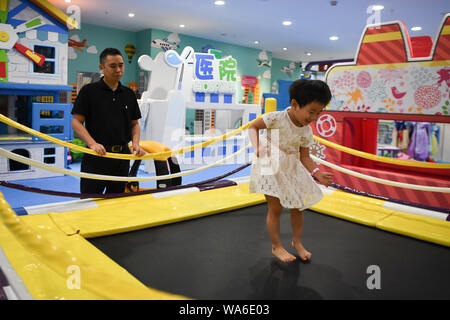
[125,44,136,63]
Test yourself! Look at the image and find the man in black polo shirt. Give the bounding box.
[72,48,145,194]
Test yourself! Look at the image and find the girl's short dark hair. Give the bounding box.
[289,79,332,107]
[100,48,123,65]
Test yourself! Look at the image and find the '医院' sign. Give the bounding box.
[193,53,237,94]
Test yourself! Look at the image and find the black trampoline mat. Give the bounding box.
[89,204,450,300]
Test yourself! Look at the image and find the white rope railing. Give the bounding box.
[1,146,448,193]
[311,155,450,193]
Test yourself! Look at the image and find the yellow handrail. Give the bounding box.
[0,114,257,160]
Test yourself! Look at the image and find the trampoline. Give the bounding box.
[0,114,449,300]
[89,203,450,300]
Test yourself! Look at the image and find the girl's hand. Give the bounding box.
[315,171,334,187]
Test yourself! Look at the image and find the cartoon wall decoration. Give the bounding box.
[313,13,450,209]
[151,32,180,51]
[68,34,97,59]
[68,37,87,52]
[256,50,271,79]
[326,16,450,116]
[280,61,297,77]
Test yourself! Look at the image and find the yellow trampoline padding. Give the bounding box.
[1,214,185,300]
[0,195,188,300]
[2,183,449,300]
[310,190,394,227]
[48,185,266,238]
[0,216,99,300]
[376,212,450,247]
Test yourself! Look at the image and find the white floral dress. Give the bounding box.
[249,108,323,209]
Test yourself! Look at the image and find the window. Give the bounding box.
[43,147,56,164]
[33,45,56,74]
[9,149,30,171]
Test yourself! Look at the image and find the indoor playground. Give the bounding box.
[0,0,449,301]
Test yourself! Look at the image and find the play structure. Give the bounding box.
[314,13,450,209]
[0,0,76,181]
[137,46,260,173]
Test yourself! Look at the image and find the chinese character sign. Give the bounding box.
[193,53,238,95]
[195,54,215,80]
[194,53,237,82]
[219,57,237,81]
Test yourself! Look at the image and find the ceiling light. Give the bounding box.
[65,0,71,3]
[329,35,339,40]
[283,47,288,51]
[411,26,422,31]
[254,40,260,45]
[305,52,312,56]
[179,24,185,28]
[282,20,292,26]
[214,0,226,5]
[372,5,384,10]
[128,13,135,18]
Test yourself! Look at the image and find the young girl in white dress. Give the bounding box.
[249,79,334,263]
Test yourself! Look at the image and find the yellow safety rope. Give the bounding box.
[0,114,257,161]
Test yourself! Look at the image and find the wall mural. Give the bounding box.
[124,43,136,63]
[68,34,97,59]
[151,33,180,51]
[256,50,271,79]
[280,61,298,77]
[327,64,450,115]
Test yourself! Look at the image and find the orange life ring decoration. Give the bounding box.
[316,114,337,138]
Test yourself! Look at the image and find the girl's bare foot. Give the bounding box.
[272,246,296,262]
[292,241,312,262]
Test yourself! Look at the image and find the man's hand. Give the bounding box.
[89,142,106,156]
[130,143,146,157]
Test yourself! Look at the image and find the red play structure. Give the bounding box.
[314,13,450,209]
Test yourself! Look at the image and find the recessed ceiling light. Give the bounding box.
[283,47,288,51]
[411,26,422,31]
[254,40,260,44]
[372,5,384,10]
[179,24,185,28]
[329,35,339,41]
[215,0,226,5]
[305,52,312,56]
[282,20,292,26]
[128,13,135,18]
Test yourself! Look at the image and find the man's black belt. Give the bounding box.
[104,145,128,153]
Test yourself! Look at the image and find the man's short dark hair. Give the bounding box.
[289,79,332,107]
[100,48,123,65]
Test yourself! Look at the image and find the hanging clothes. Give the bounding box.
[408,122,430,161]
[394,121,409,152]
